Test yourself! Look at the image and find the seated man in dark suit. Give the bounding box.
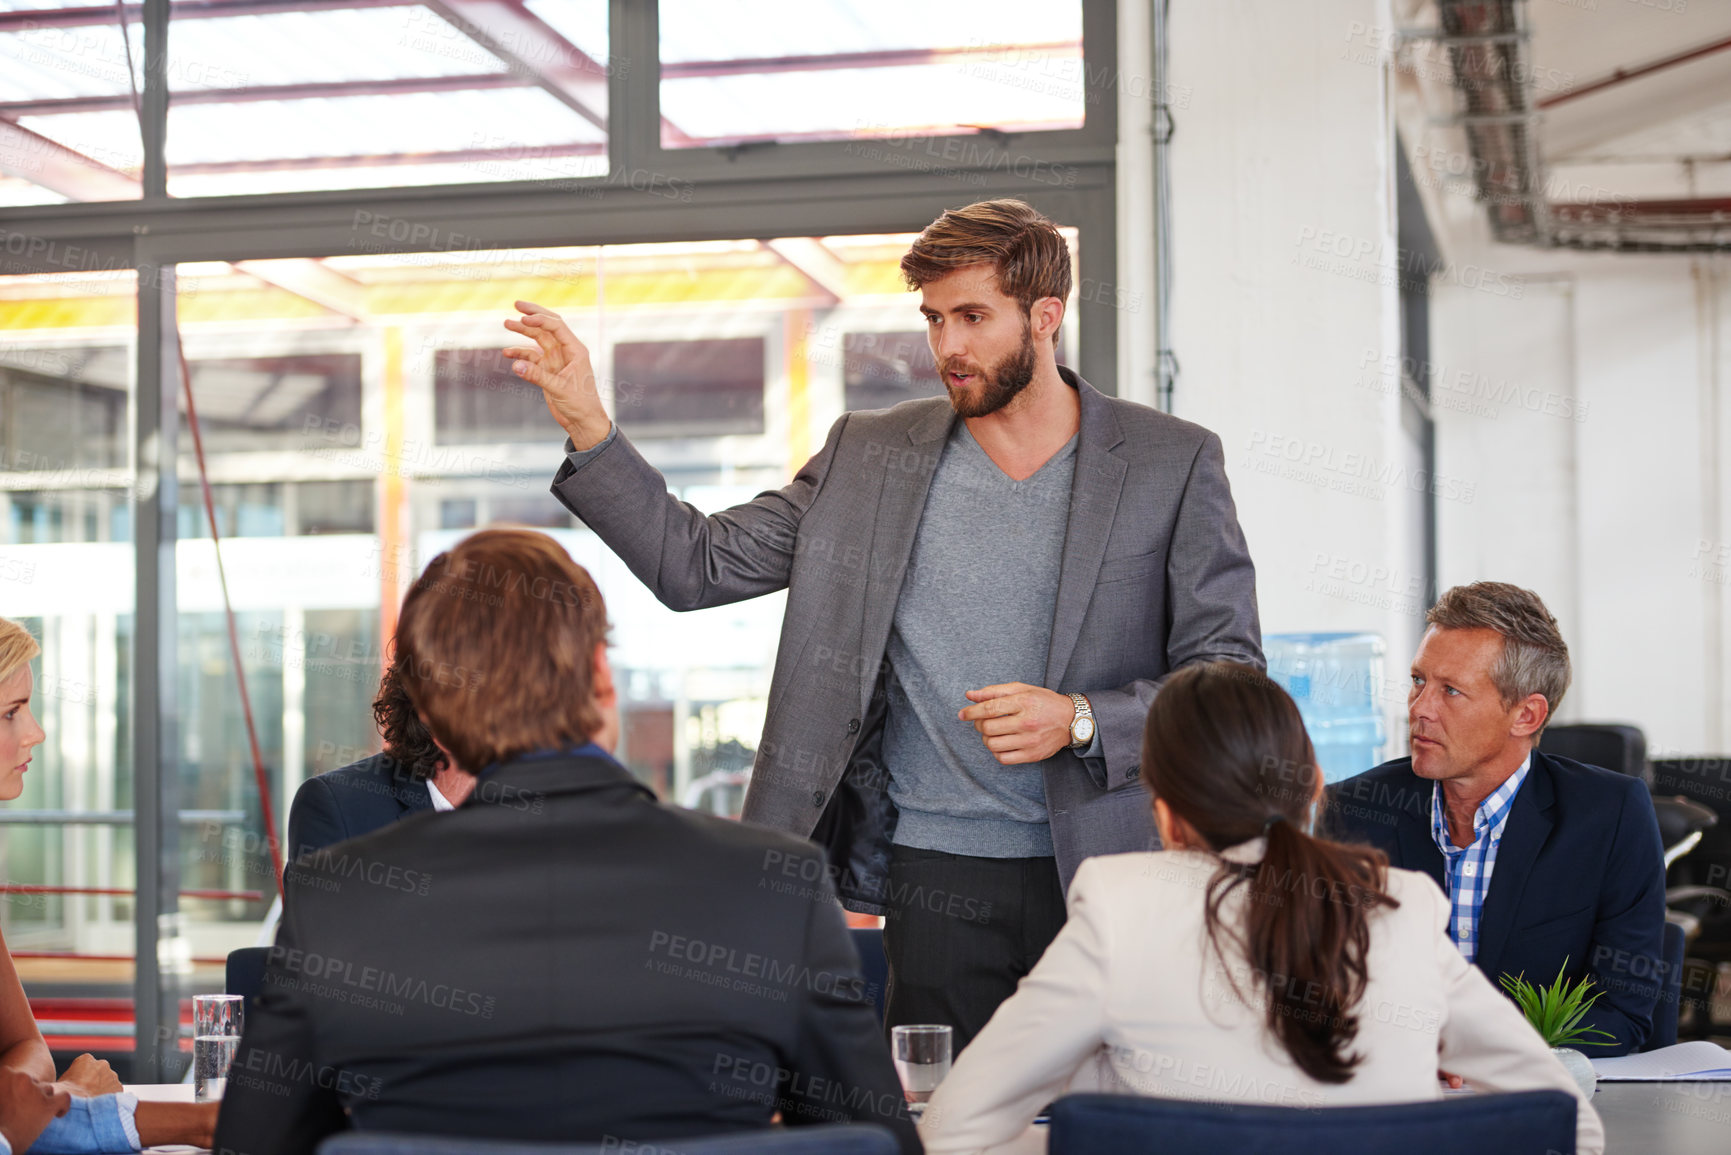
[287,662,456,858]
[214,529,917,1155]
[288,570,472,858]
[1329,581,1665,1055]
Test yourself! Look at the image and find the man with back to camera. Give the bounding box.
[1329,582,1666,1055]
[505,199,1263,1047]
[213,529,918,1155]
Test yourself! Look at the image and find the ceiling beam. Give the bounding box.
[168,140,603,175]
[230,258,366,320]
[0,74,530,118]
[763,237,848,305]
[0,120,368,319]
[664,41,1081,80]
[0,120,139,201]
[0,0,406,31]
[424,0,608,132]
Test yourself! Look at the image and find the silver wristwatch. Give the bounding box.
[1067,692,1096,750]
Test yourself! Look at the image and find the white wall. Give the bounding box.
[1432,256,1731,756]
[1160,1,1731,757]
[1168,0,1422,744]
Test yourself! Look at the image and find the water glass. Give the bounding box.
[892,1024,952,1118]
[193,994,244,1101]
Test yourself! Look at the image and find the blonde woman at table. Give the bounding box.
[0,617,215,1153]
[917,661,1604,1155]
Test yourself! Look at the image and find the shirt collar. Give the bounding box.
[1431,752,1532,853]
[426,779,457,812]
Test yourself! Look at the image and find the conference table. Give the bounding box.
[129,1080,1730,1152]
[1593,1081,1731,1153]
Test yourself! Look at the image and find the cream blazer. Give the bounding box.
[917,845,1604,1155]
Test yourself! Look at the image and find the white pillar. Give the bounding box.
[1167,0,1414,738]
[1116,0,1156,409]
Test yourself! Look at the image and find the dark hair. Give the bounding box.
[1141,662,1397,1084]
[900,198,1072,344]
[371,655,444,782]
[396,528,610,772]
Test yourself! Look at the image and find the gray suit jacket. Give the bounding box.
[552,368,1262,913]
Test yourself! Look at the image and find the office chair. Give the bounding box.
[1047,1090,1578,1155]
[318,1124,901,1155]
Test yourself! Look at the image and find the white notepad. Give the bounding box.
[1589,1041,1731,1081]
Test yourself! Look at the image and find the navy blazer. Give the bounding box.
[1327,750,1666,1055]
[287,752,434,861]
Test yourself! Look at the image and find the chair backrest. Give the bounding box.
[226,946,272,1013]
[849,925,888,1024]
[1539,723,1648,783]
[1046,1090,1579,1155]
[1643,918,1686,1051]
[317,1125,900,1155]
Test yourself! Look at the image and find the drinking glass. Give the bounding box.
[892,1024,952,1118]
[193,994,244,1101]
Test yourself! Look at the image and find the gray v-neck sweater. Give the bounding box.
[883,421,1078,858]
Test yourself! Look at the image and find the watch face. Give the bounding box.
[1073,716,1096,745]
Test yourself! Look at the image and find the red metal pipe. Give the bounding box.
[1540,34,1731,109]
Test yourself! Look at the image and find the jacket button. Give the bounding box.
[812,789,827,807]
[846,718,861,735]
[1125,767,1137,781]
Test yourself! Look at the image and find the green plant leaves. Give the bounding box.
[1498,957,1618,1049]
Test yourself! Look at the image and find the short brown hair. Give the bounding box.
[396,529,609,772]
[900,199,1072,338]
[1426,581,1571,729]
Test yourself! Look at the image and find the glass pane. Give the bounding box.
[0,3,145,202]
[0,268,138,1052]
[613,336,765,436]
[658,0,1084,149]
[1,2,610,201]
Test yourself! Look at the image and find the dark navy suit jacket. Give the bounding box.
[215,750,919,1155]
[287,752,434,861]
[1328,750,1666,1055]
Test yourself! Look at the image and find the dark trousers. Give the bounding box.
[880,844,1066,1052]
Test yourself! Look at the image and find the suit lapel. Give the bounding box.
[397,775,434,815]
[1397,808,1446,892]
[1045,376,1127,688]
[1474,755,1556,981]
[857,401,953,714]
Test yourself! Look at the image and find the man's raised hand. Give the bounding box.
[502,299,612,451]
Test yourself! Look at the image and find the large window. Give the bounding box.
[0,0,1118,1079]
[656,0,1085,149]
[0,1,611,203]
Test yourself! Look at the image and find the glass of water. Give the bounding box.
[193,994,244,1102]
[891,1024,952,1119]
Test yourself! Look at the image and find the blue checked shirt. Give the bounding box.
[1431,755,1531,962]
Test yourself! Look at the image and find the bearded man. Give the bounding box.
[506,199,1262,1046]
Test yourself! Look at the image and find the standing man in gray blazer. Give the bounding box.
[504,199,1262,1047]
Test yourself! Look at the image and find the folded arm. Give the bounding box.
[1431,885,1605,1155]
[1576,779,1667,1055]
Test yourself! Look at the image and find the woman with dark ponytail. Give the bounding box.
[918,662,1602,1155]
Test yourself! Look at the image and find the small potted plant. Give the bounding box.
[1499,959,1614,1096]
